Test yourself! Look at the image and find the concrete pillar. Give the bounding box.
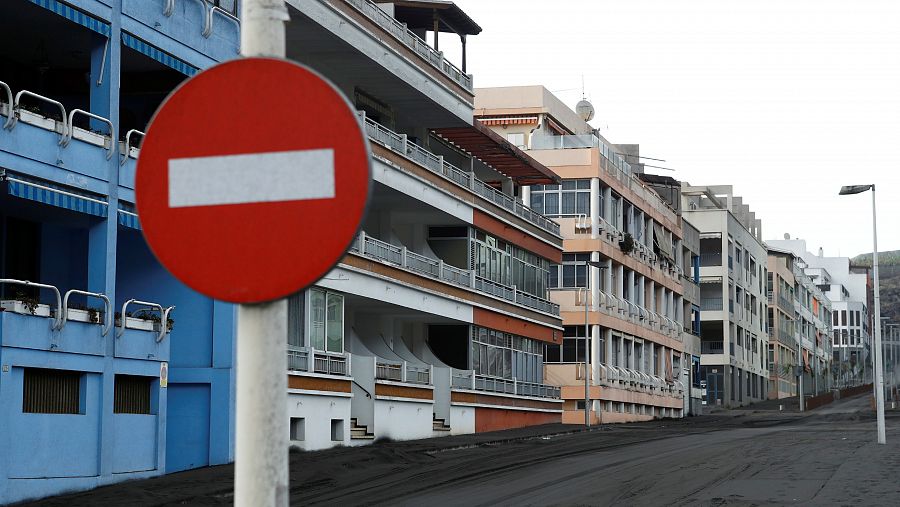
[590,178,600,239]
[501,177,514,197]
[627,270,635,305]
[603,187,613,226]
[616,265,625,300]
[521,186,531,207]
[591,324,602,381]
[590,252,600,311]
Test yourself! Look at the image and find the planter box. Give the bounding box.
[0,300,52,318]
[67,308,103,324]
[126,317,154,332]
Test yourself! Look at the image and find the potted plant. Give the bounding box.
[67,303,103,324]
[0,291,52,317]
[114,310,154,332]
[619,233,635,254]
[131,309,174,333]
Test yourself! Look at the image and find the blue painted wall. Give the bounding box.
[0,0,239,502]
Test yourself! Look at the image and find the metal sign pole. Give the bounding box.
[236,1,291,506]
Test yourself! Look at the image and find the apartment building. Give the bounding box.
[0,0,569,502]
[768,238,869,387]
[0,0,241,502]
[766,248,833,399]
[475,86,690,423]
[682,185,768,408]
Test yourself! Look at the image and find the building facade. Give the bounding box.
[682,185,768,408]
[0,0,571,502]
[768,238,869,387]
[766,248,833,399]
[0,0,241,503]
[475,86,691,423]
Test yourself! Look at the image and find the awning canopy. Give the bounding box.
[654,223,675,264]
[375,0,482,35]
[478,116,538,127]
[3,174,107,217]
[117,203,141,230]
[122,32,198,76]
[431,120,561,185]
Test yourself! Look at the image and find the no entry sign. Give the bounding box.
[136,58,371,303]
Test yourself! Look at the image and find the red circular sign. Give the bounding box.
[136,58,371,303]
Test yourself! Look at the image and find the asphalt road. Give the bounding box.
[25,394,900,506]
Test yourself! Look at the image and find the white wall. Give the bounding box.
[449,405,476,435]
[287,392,352,451]
[374,397,435,441]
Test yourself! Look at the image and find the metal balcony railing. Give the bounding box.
[451,370,560,399]
[314,351,349,376]
[343,0,473,91]
[701,298,724,311]
[360,114,561,236]
[350,232,560,316]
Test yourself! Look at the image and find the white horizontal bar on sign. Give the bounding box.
[167,149,335,208]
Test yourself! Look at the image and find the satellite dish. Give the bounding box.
[576,99,595,122]
[784,233,790,240]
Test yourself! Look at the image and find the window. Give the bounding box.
[473,326,543,383]
[23,368,82,414]
[549,253,590,288]
[290,418,306,441]
[114,375,152,414]
[506,132,525,148]
[331,419,344,441]
[309,289,344,353]
[471,230,550,298]
[530,180,591,216]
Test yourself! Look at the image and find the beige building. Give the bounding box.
[767,249,800,398]
[473,86,690,423]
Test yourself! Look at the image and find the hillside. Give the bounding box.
[851,250,900,327]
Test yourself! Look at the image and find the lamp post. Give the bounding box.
[583,260,608,427]
[839,184,886,444]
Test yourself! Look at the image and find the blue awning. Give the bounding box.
[28,0,111,37]
[122,32,198,77]
[117,204,141,230]
[4,175,108,217]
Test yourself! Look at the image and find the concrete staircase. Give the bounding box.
[433,415,451,432]
[350,418,375,440]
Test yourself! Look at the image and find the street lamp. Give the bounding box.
[582,259,608,428]
[838,184,886,444]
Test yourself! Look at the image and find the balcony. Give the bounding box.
[362,115,560,236]
[699,253,722,267]
[701,341,724,354]
[451,370,561,399]
[342,0,473,92]
[350,232,560,316]
[0,279,171,361]
[701,298,724,311]
[287,347,350,376]
[559,290,682,341]
[375,359,431,385]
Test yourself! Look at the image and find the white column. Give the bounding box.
[590,251,600,311]
[521,185,531,207]
[591,324,602,382]
[603,187,613,226]
[590,177,600,239]
[237,2,290,506]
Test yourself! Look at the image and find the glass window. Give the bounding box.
[310,289,326,350]
[326,293,343,353]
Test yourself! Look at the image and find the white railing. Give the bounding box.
[287,348,310,372]
[314,351,349,376]
[343,0,473,91]
[375,359,431,385]
[451,370,560,399]
[350,232,560,316]
[360,114,561,236]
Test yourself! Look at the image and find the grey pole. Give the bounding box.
[798,338,804,412]
[871,186,887,443]
[236,1,292,506]
[584,261,590,427]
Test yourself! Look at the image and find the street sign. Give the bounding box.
[136,58,371,303]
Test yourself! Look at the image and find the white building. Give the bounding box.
[682,185,769,407]
[768,239,870,386]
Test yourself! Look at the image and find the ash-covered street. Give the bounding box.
[25,394,900,507]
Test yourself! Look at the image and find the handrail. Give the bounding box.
[60,289,112,336]
[11,90,67,142]
[351,379,373,399]
[63,109,115,159]
[205,5,240,37]
[0,80,13,129]
[0,278,62,329]
[120,129,144,165]
[118,298,174,343]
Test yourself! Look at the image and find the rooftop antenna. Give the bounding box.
[575,75,595,122]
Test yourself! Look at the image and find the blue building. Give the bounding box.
[0,0,239,502]
[4,0,574,502]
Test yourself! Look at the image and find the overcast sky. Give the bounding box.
[442,0,900,258]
